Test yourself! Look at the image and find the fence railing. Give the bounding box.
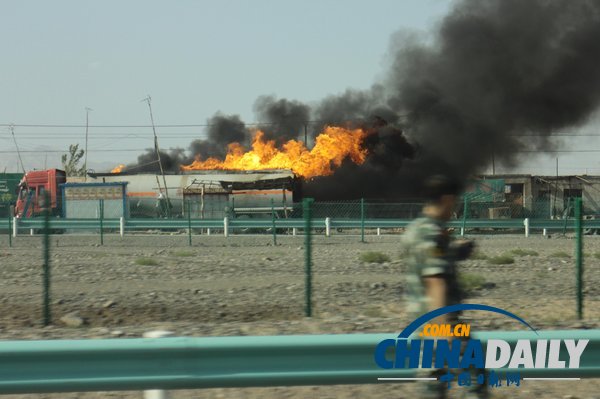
[0,330,597,394]
[6,217,600,235]
[3,197,599,221]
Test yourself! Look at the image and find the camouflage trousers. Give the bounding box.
[416,321,489,399]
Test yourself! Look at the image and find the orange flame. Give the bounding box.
[111,164,125,173]
[181,126,368,178]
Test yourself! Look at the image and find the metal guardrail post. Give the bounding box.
[12,215,17,237]
[7,213,12,247]
[563,197,572,235]
[575,197,583,320]
[99,199,104,246]
[43,193,51,327]
[270,199,277,246]
[360,198,365,243]
[303,198,313,317]
[461,197,468,236]
[223,217,229,238]
[524,218,530,237]
[119,217,125,238]
[143,330,174,399]
[325,217,331,237]
[187,200,192,247]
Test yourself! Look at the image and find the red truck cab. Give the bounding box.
[15,169,66,217]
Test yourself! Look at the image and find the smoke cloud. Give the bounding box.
[125,113,250,173]
[190,113,250,159]
[253,96,310,144]
[306,0,600,199]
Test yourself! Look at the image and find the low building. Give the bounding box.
[472,174,600,219]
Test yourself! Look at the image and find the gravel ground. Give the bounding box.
[0,231,599,398]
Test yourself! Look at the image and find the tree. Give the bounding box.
[61,144,86,176]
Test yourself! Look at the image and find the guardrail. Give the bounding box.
[5,217,600,236]
[0,330,597,394]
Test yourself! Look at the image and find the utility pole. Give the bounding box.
[10,125,26,173]
[552,157,559,219]
[84,107,92,181]
[304,123,308,147]
[142,95,171,217]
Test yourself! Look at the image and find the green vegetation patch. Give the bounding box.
[173,250,195,257]
[549,251,571,259]
[135,257,159,266]
[487,254,515,265]
[359,251,391,264]
[470,251,489,260]
[459,273,488,295]
[510,249,539,257]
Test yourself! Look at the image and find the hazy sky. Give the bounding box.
[1,0,599,175]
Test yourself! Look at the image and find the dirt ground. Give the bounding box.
[0,230,599,398]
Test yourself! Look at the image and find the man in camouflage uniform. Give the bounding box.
[401,175,487,399]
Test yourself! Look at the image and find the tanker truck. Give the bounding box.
[15,169,299,219]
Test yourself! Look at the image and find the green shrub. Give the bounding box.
[173,250,194,257]
[510,249,539,257]
[135,257,159,266]
[470,251,489,260]
[359,251,391,264]
[550,251,570,259]
[487,255,515,265]
[459,273,488,295]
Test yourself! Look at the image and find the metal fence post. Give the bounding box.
[303,198,313,317]
[360,198,365,243]
[43,193,51,326]
[270,198,277,246]
[99,199,104,246]
[575,197,583,320]
[187,200,192,247]
[325,217,331,237]
[12,215,17,238]
[223,217,229,238]
[119,217,125,238]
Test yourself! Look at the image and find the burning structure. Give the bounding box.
[114,0,600,201]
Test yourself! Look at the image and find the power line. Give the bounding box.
[4,148,600,154]
[0,149,181,153]
[6,134,600,140]
[0,117,408,129]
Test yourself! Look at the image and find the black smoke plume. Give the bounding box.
[253,96,310,144]
[126,148,186,173]
[190,113,249,159]
[124,113,249,173]
[306,0,600,199]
